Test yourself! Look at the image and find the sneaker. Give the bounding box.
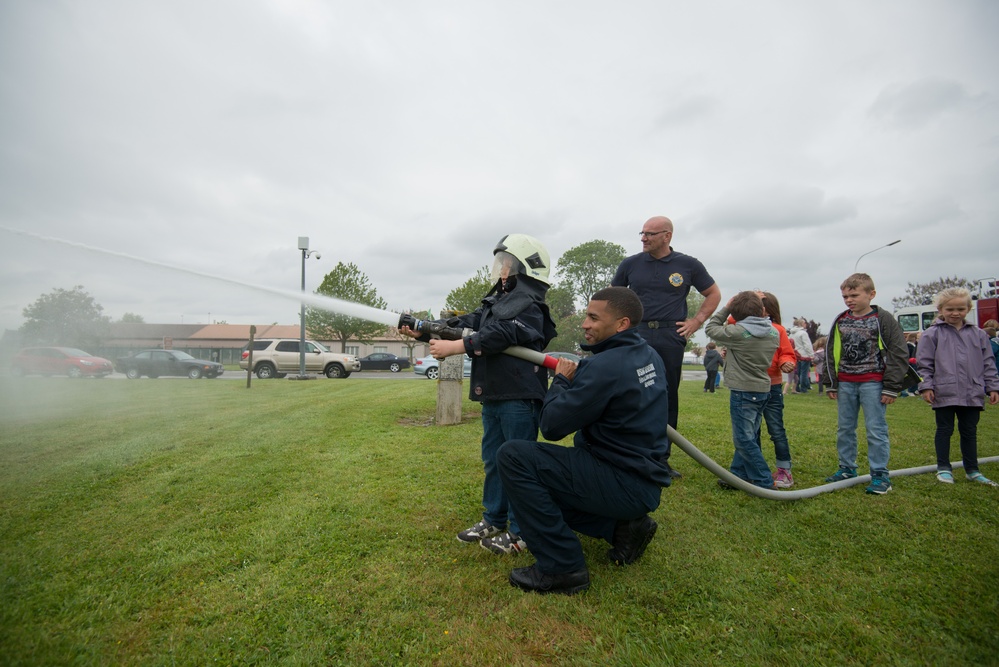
[509,564,590,595]
[865,474,892,495]
[825,467,858,483]
[607,515,658,566]
[481,532,527,555]
[967,471,999,487]
[773,468,794,489]
[936,470,954,484]
[456,520,504,544]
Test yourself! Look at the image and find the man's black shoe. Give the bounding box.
[607,515,658,566]
[666,463,682,479]
[509,564,590,595]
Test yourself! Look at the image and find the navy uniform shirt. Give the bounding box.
[612,248,716,323]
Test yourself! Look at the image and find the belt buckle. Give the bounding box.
[647,321,659,329]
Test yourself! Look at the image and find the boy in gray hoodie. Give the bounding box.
[705,291,780,489]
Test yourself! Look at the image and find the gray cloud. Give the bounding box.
[868,78,984,129]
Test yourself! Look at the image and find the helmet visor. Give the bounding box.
[490,251,523,283]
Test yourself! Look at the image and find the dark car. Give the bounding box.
[358,353,411,372]
[117,350,224,379]
[10,347,115,378]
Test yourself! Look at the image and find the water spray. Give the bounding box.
[1,226,401,328]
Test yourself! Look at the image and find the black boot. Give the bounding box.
[607,515,658,566]
[509,564,590,595]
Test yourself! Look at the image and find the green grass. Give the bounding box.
[0,376,996,666]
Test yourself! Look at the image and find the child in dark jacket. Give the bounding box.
[916,288,999,486]
[702,342,722,393]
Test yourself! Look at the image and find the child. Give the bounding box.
[758,292,798,488]
[813,336,828,394]
[705,291,780,489]
[822,273,908,495]
[915,288,999,486]
[402,234,557,553]
[702,342,722,393]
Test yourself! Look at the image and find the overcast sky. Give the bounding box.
[2,1,997,346]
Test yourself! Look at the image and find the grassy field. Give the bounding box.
[0,375,996,666]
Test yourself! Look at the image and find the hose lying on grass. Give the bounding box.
[504,344,999,500]
[667,425,999,500]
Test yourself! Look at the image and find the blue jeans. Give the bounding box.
[835,381,890,475]
[729,390,774,487]
[755,384,791,469]
[796,360,812,393]
[480,400,541,535]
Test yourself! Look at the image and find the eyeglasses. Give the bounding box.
[639,231,668,238]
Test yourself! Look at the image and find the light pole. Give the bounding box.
[854,239,901,272]
[297,236,321,379]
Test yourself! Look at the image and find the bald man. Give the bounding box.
[612,215,721,477]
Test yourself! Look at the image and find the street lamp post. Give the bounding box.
[854,239,901,272]
[297,236,321,379]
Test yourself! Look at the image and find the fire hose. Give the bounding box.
[399,313,999,501]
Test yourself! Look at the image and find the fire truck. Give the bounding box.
[895,277,999,333]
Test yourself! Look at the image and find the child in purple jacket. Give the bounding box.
[916,287,999,486]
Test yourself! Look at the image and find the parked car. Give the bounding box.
[117,350,224,379]
[358,353,411,372]
[10,347,115,378]
[413,354,472,380]
[239,338,360,379]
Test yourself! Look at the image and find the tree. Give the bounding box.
[445,265,494,313]
[891,276,976,310]
[306,262,388,352]
[681,291,709,352]
[119,312,145,323]
[555,240,627,308]
[20,285,111,349]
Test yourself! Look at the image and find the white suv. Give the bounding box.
[239,339,360,379]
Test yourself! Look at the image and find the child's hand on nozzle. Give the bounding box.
[429,338,465,360]
[399,325,420,339]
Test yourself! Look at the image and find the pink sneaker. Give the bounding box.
[773,468,794,489]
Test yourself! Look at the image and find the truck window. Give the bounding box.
[898,313,919,332]
[922,311,937,330]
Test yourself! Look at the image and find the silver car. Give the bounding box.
[413,354,472,380]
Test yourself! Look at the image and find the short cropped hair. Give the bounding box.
[934,287,972,310]
[841,273,875,292]
[729,291,765,321]
[591,286,643,327]
[761,292,782,325]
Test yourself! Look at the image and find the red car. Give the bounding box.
[10,347,115,378]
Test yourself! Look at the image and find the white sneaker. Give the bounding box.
[480,532,527,555]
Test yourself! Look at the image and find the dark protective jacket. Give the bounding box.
[423,276,556,402]
[824,305,909,397]
[540,327,671,487]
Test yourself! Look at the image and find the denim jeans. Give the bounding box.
[796,360,812,393]
[835,381,890,474]
[729,390,774,487]
[480,399,541,535]
[756,384,791,469]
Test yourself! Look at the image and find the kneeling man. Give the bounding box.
[497,287,671,595]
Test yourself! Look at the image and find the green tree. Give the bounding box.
[891,276,976,310]
[556,240,627,308]
[306,262,388,352]
[445,265,494,313]
[20,285,111,349]
[119,312,145,323]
